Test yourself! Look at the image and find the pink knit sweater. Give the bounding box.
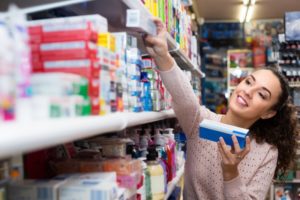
[159,64,278,200]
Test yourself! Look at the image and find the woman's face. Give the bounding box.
[229,69,282,121]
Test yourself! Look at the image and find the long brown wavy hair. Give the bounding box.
[249,67,299,179]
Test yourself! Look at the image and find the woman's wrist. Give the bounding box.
[153,53,174,71]
[223,167,239,181]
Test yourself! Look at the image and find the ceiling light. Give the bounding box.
[246,5,254,22]
[239,0,256,23]
[239,5,247,22]
[243,0,250,5]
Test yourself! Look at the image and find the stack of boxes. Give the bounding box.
[28,15,108,116]
[97,33,118,115]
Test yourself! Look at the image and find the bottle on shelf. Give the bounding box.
[146,147,165,200]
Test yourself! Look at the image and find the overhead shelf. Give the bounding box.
[0,110,175,160]
[0,0,94,15]
[0,0,204,77]
[122,0,204,77]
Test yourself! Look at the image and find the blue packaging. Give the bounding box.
[199,119,249,148]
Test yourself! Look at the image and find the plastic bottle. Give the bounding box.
[164,128,176,181]
[153,129,168,192]
[137,158,148,200]
[146,147,165,200]
[140,134,149,158]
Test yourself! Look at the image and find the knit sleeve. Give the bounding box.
[159,63,219,139]
[223,147,278,200]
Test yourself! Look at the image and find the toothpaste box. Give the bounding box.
[199,119,249,148]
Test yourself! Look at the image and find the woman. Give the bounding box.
[145,19,298,199]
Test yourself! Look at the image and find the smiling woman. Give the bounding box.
[144,18,299,200]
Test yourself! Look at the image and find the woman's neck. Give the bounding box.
[221,111,256,129]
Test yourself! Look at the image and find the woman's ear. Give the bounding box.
[261,110,277,120]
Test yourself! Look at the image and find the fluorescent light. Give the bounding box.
[243,0,250,5]
[239,0,255,23]
[246,5,254,22]
[239,5,247,22]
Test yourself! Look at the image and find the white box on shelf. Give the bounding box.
[126,9,156,35]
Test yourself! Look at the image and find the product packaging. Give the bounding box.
[199,119,249,148]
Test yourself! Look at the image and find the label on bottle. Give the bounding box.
[150,175,164,195]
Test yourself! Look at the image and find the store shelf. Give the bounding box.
[0,110,175,159]
[0,0,94,15]
[167,34,205,77]
[64,0,205,77]
[206,64,226,71]
[10,0,204,77]
[228,67,254,72]
[289,82,300,88]
[165,165,185,200]
[273,179,300,184]
[122,0,204,77]
[1,0,205,77]
[206,77,227,82]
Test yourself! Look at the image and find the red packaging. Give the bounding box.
[252,47,266,68]
[32,59,100,78]
[31,47,97,61]
[28,22,97,43]
[91,96,100,115]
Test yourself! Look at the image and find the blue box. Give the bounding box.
[199,119,249,148]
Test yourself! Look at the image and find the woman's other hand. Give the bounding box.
[144,18,174,71]
[218,135,251,181]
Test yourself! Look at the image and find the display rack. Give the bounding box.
[0,110,175,159]
[202,50,227,112]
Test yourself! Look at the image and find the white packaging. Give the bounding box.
[8,179,65,200]
[27,14,108,33]
[59,172,118,200]
[126,9,156,35]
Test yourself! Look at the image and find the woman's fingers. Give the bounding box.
[219,136,251,163]
[218,141,229,163]
[240,136,251,158]
[231,135,241,153]
[219,137,232,161]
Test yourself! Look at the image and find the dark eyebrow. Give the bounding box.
[250,75,272,98]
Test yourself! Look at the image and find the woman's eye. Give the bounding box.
[258,92,266,100]
[245,79,251,85]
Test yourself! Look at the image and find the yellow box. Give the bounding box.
[98,33,116,52]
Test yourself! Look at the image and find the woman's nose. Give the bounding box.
[244,87,254,98]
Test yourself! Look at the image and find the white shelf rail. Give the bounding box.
[165,165,185,200]
[0,110,175,159]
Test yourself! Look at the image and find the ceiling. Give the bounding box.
[192,0,300,22]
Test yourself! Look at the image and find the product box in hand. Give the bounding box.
[199,119,249,148]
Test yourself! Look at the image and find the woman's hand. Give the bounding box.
[144,18,174,71]
[218,135,251,181]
